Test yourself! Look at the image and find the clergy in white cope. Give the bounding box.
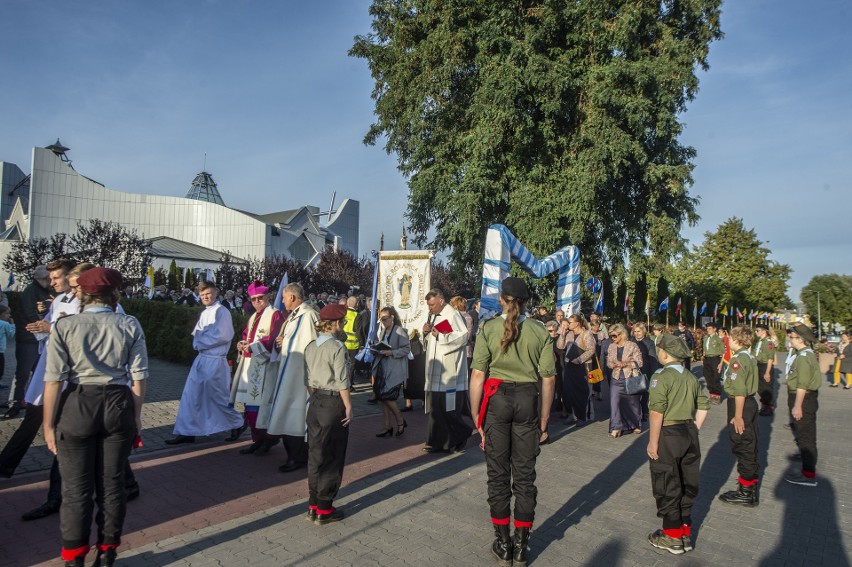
[167,282,244,444]
[262,282,318,473]
[422,288,473,453]
[229,280,285,455]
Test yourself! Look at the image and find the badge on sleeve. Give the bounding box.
[650,379,658,389]
[731,361,740,371]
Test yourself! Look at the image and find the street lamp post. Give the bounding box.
[817,291,821,340]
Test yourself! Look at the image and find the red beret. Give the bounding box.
[78,267,123,295]
[319,303,347,321]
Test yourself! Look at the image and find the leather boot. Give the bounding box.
[91,548,117,567]
[718,482,758,507]
[64,559,85,567]
[490,524,512,567]
[512,527,531,567]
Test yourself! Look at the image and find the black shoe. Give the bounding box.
[239,442,261,455]
[164,435,195,445]
[278,460,306,473]
[225,424,248,441]
[376,428,393,438]
[422,447,450,454]
[64,558,85,567]
[0,466,13,479]
[395,420,408,437]
[306,507,317,522]
[91,547,117,567]
[718,482,758,507]
[126,483,140,502]
[22,500,61,521]
[366,398,378,404]
[491,524,512,567]
[2,401,23,419]
[512,527,531,567]
[254,440,275,456]
[453,439,467,453]
[315,508,344,525]
[400,406,413,413]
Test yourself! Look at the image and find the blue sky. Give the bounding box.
[1,1,849,303]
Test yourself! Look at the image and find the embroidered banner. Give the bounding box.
[479,224,581,319]
[379,250,433,334]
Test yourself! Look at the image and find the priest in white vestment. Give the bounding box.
[422,289,473,453]
[262,282,318,473]
[167,281,244,443]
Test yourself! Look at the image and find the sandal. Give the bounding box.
[376,428,393,438]
[610,431,621,438]
[633,428,642,434]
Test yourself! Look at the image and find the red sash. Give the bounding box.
[477,378,504,429]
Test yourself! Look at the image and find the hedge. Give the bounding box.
[6,291,249,365]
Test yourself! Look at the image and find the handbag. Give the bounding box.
[624,372,648,395]
[585,355,604,384]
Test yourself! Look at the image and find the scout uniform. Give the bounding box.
[718,345,759,506]
[752,329,776,415]
[471,277,555,567]
[305,304,352,524]
[702,328,724,402]
[647,334,709,555]
[785,324,821,486]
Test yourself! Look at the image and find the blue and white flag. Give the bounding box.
[658,297,670,312]
[205,268,214,282]
[594,290,604,314]
[272,272,289,311]
[6,273,14,289]
[355,251,380,364]
[699,302,707,316]
[480,224,580,319]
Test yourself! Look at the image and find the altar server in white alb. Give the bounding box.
[422,288,472,453]
[167,281,244,444]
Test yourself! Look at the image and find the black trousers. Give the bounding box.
[727,396,759,481]
[10,341,39,403]
[282,435,308,465]
[46,455,138,504]
[483,382,540,523]
[0,404,44,473]
[306,391,349,511]
[563,363,592,421]
[56,384,136,550]
[649,423,701,529]
[426,391,473,452]
[789,391,818,474]
[703,356,722,396]
[757,362,774,408]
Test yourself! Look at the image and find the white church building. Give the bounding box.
[0,141,359,284]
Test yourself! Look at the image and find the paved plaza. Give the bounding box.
[1,345,850,567]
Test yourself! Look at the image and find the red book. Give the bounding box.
[434,319,454,334]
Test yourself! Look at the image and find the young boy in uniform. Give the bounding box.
[718,325,759,506]
[647,334,709,555]
[752,324,776,415]
[784,323,820,487]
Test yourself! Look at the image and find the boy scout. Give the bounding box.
[647,334,709,555]
[784,323,820,487]
[702,323,724,404]
[752,325,776,415]
[718,325,759,507]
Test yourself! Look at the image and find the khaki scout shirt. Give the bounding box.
[648,362,710,420]
[305,334,350,391]
[703,334,724,357]
[751,337,774,364]
[786,348,821,392]
[723,348,757,397]
[472,316,556,383]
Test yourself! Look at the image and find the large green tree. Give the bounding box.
[801,274,852,328]
[672,217,793,311]
[351,0,721,280]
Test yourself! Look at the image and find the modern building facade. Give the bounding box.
[0,143,359,285]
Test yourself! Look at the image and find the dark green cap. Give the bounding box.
[657,333,692,359]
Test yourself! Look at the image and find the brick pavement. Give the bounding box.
[2,351,851,566]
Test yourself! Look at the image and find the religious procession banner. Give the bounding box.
[378,250,433,334]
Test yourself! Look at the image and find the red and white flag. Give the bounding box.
[623,291,630,314]
[675,297,682,316]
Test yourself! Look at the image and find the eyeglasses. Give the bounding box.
[609,334,618,338]
[380,316,392,322]
[250,297,266,303]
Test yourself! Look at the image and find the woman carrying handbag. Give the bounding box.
[562,314,597,427]
[606,324,645,438]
